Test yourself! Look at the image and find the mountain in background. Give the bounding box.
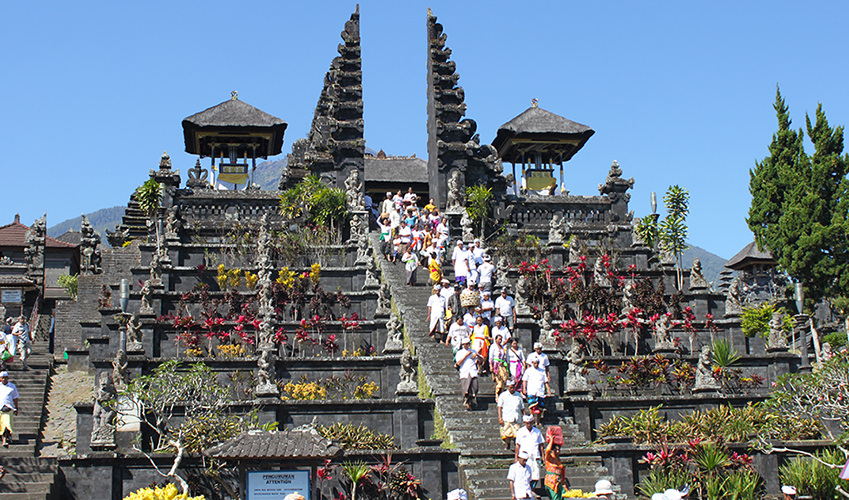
[682,245,727,286]
[47,206,126,244]
[252,158,287,190]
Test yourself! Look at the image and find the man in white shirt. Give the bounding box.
[446,316,469,352]
[477,254,496,292]
[0,371,19,448]
[492,316,511,344]
[454,338,479,411]
[495,287,517,331]
[525,342,551,383]
[471,239,486,266]
[514,415,544,486]
[479,290,494,324]
[522,358,550,426]
[452,241,471,285]
[507,451,534,500]
[497,379,524,450]
[398,220,412,246]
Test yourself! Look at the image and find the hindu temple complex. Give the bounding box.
[0,6,839,500]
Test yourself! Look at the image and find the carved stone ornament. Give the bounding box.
[694,345,720,392]
[565,342,588,393]
[374,282,391,316]
[255,346,279,397]
[396,346,417,395]
[689,257,710,290]
[80,214,102,274]
[383,312,404,353]
[90,371,117,448]
[446,170,465,212]
[186,159,211,189]
[344,168,365,210]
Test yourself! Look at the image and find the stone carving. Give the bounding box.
[565,342,588,393]
[569,237,581,264]
[460,211,474,242]
[80,215,102,275]
[0,256,12,265]
[363,255,380,289]
[621,283,635,317]
[548,213,565,244]
[126,314,143,351]
[724,275,743,318]
[98,285,113,309]
[689,258,709,290]
[446,170,464,211]
[593,257,610,287]
[112,350,129,391]
[164,207,182,240]
[344,169,365,210]
[349,212,366,242]
[255,347,279,397]
[659,247,676,266]
[538,311,556,349]
[90,371,117,447]
[24,214,46,284]
[149,251,164,285]
[694,345,720,392]
[186,158,211,189]
[653,314,674,351]
[355,237,370,265]
[598,160,635,206]
[396,346,417,395]
[374,283,391,316]
[139,280,154,315]
[768,311,787,350]
[383,312,404,353]
[515,274,530,314]
[497,255,510,282]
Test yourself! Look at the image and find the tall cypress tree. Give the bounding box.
[748,89,849,303]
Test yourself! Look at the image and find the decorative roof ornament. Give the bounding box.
[531,98,539,108]
[159,151,171,169]
[231,90,238,100]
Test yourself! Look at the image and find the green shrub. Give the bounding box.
[316,423,395,450]
[822,331,847,350]
[741,302,793,338]
[779,448,844,500]
[636,468,691,498]
[58,274,78,299]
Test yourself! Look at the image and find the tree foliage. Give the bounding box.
[634,185,690,289]
[136,178,162,221]
[465,185,493,235]
[748,88,849,303]
[279,175,349,234]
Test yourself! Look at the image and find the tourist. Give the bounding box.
[404,206,418,228]
[426,285,445,341]
[462,307,477,330]
[452,241,471,285]
[514,415,544,487]
[522,357,549,425]
[492,316,511,344]
[0,371,18,448]
[454,337,479,411]
[781,485,796,499]
[471,315,490,372]
[497,379,523,450]
[507,338,525,383]
[479,290,494,324]
[378,217,393,261]
[478,254,495,292]
[526,342,551,383]
[424,197,436,213]
[446,316,469,352]
[543,432,569,500]
[13,317,31,371]
[495,287,517,331]
[591,479,615,499]
[402,245,418,286]
[380,191,394,217]
[507,451,534,500]
[489,333,509,394]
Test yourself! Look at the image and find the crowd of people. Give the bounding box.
[0,317,32,371]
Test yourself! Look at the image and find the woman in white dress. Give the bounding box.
[426,285,446,340]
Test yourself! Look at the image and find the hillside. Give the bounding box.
[682,244,727,287]
[47,206,126,244]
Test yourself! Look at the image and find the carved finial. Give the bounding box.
[531,98,539,108]
[355,3,359,14]
[427,7,433,16]
[14,214,20,224]
[231,90,238,100]
[159,151,171,169]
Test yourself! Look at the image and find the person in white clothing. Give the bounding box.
[514,415,544,486]
[525,342,551,382]
[522,358,550,425]
[446,316,469,352]
[0,371,19,448]
[492,317,511,344]
[479,290,494,324]
[426,285,446,340]
[452,241,471,285]
[507,451,534,500]
[477,254,496,292]
[497,379,524,450]
[495,287,517,330]
[454,338,479,411]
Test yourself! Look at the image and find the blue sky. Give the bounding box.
[2,1,848,259]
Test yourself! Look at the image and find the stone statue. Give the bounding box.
[548,213,565,245]
[344,168,364,210]
[593,257,610,287]
[139,280,154,315]
[24,214,46,283]
[689,258,709,290]
[349,212,365,242]
[395,346,417,395]
[164,207,182,240]
[446,170,464,211]
[460,211,474,242]
[724,275,743,318]
[516,274,530,314]
[497,255,510,283]
[569,237,581,264]
[98,285,113,309]
[374,283,391,316]
[255,347,279,396]
[538,311,556,349]
[383,312,404,353]
[80,215,102,274]
[363,255,380,289]
[767,311,787,350]
[149,251,164,284]
[0,256,12,265]
[694,345,720,392]
[621,283,635,317]
[91,371,117,447]
[126,314,143,351]
[653,314,674,351]
[565,342,588,393]
[112,350,129,391]
[355,237,370,265]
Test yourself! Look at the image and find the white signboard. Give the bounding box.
[247,470,310,500]
[1,290,21,304]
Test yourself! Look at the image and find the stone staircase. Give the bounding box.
[374,236,622,500]
[0,336,61,499]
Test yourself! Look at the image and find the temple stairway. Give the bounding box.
[374,236,623,500]
[0,332,61,499]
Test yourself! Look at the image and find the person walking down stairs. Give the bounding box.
[0,371,19,448]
